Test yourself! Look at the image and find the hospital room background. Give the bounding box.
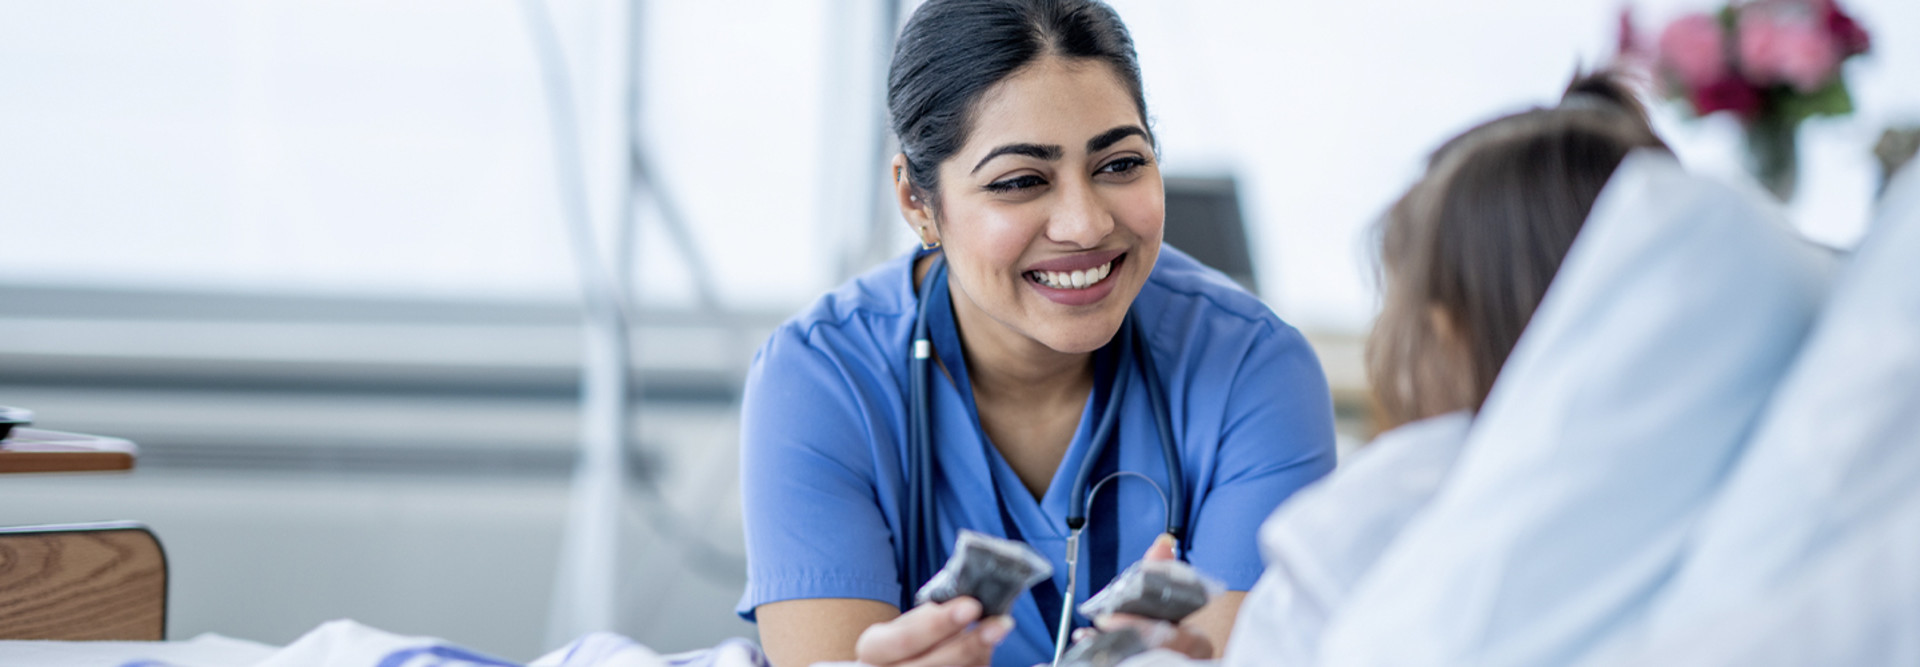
[1,0,1916,661]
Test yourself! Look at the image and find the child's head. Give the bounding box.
[1368,72,1671,431]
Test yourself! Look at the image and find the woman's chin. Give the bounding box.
[1033,314,1129,356]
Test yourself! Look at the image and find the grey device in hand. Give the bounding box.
[1061,626,1151,667]
[1078,559,1223,623]
[915,530,1053,616]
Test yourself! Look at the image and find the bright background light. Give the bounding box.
[3,1,1915,329]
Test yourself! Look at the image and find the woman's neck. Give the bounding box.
[956,304,1094,404]
[918,252,1093,497]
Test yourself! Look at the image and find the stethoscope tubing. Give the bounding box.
[1131,319,1188,547]
[907,258,942,608]
[1065,316,1137,531]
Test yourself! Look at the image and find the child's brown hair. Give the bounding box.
[1367,72,1672,431]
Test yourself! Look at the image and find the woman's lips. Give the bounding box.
[1025,253,1125,307]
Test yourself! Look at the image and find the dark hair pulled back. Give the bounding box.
[888,0,1149,208]
[1367,71,1671,431]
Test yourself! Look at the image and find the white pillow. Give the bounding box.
[1316,152,1835,667]
[1607,155,1920,662]
[1590,488,1920,666]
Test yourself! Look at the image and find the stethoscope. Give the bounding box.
[903,254,1186,664]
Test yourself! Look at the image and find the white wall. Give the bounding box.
[0,1,569,300]
[3,1,1917,330]
[1111,0,1920,329]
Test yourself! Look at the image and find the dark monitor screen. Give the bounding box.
[1163,176,1257,295]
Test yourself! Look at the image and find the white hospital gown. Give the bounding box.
[1220,412,1472,667]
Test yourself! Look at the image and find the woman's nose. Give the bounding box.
[1045,177,1114,247]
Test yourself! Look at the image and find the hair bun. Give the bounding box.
[1560,70,1653,130]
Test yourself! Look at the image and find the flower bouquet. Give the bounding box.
[1622,0,1871,200]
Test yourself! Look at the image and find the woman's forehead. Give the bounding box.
[957,57,1147,162]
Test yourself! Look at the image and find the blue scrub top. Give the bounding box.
[736,246,1336,667]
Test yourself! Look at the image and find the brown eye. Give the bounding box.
[1099,156,1148,175]
[985,175,1047,193]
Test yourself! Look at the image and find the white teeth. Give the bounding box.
[1029,260,1114,290]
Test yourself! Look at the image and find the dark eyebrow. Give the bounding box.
[971,143,1064,174]
[1087,126,1149,153]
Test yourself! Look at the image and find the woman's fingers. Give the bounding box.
[1088,615,1213,661]
[1090,612,1155,632]
[891,616,1012,667]
[1153,626,1214,660]
[854,598,984,665]
[855,602,1011,667]
[1142,533,1177,562]
[1136,534,1167,561]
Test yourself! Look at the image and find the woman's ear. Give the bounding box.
[892,154,939,248]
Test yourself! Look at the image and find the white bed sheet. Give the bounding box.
[0,633,276,667]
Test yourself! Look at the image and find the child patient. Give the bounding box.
[1212,71,1671,666]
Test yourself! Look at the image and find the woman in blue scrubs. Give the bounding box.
[738,2,1335,665]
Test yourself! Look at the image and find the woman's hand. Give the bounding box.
[855,597,1015,667]
[1081,534,1225,660]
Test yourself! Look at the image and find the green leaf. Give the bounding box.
[1780,78,1855,125]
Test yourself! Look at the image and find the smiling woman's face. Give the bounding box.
[912,56,1164,356]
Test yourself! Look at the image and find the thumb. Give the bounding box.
[1143,533,1177,562]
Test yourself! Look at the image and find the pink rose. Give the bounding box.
[1739,5,1843,92]
[1818,0,1871,56]
[1658,14,1730,91]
